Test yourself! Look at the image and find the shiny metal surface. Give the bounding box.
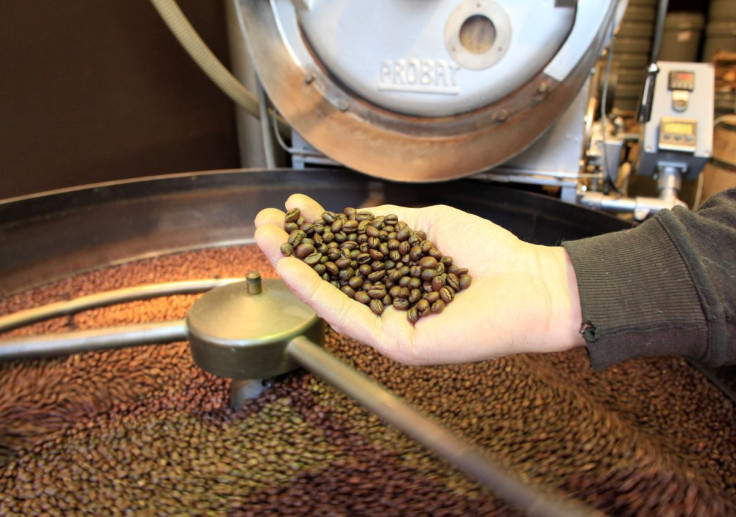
[0,321,187,361]
[0,278,242,334]
[187,279,323,379]
[236,0,619,181]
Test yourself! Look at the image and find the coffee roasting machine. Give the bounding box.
[1,0,732,515]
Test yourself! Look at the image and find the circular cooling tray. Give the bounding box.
[0,168,628,295]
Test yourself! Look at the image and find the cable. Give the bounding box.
[150,0,290,138]
[599,22,620,195]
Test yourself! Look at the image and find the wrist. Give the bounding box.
[540,246,586,351]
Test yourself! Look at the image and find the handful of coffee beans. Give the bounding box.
[280,207,471,322]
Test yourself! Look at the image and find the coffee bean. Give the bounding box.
[281,206,472,323]
[439,287,454,304]
[354,291,370,304]
[2,243,733,517]
[369,299,384,315]
[418,256,438,269]
[294,243,316,260]
[367,286,386,299]
[420,269,438,282]
[285,208,300,223]
[459,274,472,290]
[303,252,322,266]
[280,243,293,257]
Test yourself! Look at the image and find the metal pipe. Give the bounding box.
[649,0,670,65]
[0,278,241,334]
[256,79,277,169]
[0,321,187,361]
[286,336,600,517]
[637,0,669,123]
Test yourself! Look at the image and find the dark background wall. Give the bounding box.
[0,1,240,199]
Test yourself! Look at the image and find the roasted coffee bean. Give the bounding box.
[368,249,384,261]
[407,306,420,322]
[294,243,316,259]
[418,256,438,269]
[285,208,301,223]
[416,299,430,315]
[313,263,327,275]
[330,219,343,232]
[348,276,364,290]
[369,299,384,315]
[288,230,306,247]
[459,274,472,290]
[439,287,455,304]
[420,269,438,281]
[431,299,445,314]
[338,268,355,283]
[335,257,352,269]
[365,225,380,238]
[282,206,473,323]
[341,286,356,299]
[280,243,293,257]
[367,270,386,282]
[393,298,410,311]
[2,244,733,517]
[370,261,385,273]
[304,252,322,266]
[446,273,461,291]
[367,286,386,299]
[409,246,423,262]
[409,288,422,304]
[354,290,370,304]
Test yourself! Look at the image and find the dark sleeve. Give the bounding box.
[562,188,736,370]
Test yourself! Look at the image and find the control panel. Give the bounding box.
[638,61,714,180]
[668,70,695,112]
[658,117,697,153]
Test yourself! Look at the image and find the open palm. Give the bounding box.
[255,194,583,365]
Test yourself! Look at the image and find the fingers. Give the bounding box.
[254,207,285,228]
[285,194,324,221]
[254,223,288,268]
[275,258,384,347]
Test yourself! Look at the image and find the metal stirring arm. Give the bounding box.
[287,336,599,517]
[0,321,187,361]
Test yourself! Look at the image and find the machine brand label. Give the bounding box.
[378,58,460,95]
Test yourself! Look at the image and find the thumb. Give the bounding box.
[276,258,382,347]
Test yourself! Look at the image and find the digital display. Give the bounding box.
[668,70,695,91]
[662,121,695,135]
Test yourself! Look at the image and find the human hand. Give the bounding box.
[255,194,585,366]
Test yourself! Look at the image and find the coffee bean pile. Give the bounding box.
[0,245,735,516]
[279,208,471,321]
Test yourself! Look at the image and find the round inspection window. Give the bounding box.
[459,15,496,54]
[445,0,511,70]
